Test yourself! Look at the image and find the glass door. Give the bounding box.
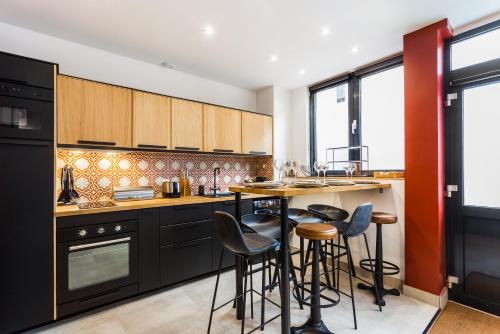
[445,21,500,316]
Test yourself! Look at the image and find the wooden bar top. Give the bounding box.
[55,193,268,218]
[229,183,390,197]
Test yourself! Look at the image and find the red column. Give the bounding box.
[404,19,453,296]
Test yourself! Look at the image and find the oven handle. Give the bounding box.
[69,237,131,251]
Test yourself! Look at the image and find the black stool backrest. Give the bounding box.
[307,204,349,222]
[343,203,373,237]
[214,211,250,255]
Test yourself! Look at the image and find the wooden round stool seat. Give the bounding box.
[371,212,397,225]
[296,223,337,240]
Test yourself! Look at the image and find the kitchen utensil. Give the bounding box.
[57,165,79,204]
[162,180,181,198]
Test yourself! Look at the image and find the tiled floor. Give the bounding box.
[29,268,437,334]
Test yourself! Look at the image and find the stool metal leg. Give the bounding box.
[250,261,254,319]
[300,237,305,302]
[241,258,249,334]
[362,233,382,311]
[208,249,224,334]
[345,238,357,329]
[291,240,333,334]
[260,252,266,330]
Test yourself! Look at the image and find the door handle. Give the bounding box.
[78,140,116,146]
[69,237,130,251]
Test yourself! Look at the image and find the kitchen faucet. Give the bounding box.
[212,167,221,196]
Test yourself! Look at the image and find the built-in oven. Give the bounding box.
[0,81,54,140]
[56,219,138,317]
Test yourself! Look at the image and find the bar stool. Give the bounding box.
[358,212,400,306]
[291,223,339,334]
[307,204,351,279]
[208,212,281,334]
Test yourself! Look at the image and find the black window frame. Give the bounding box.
[309,55,404,175]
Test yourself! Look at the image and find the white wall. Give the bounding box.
[289,87,310,164]
[256,86,274,116]
[0,21,257,111]
[272,86,291,163]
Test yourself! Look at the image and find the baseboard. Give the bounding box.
[403,284,448,308]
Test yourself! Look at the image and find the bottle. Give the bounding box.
[180,168,191,197]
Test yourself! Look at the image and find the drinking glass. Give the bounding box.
[283,160,292,183]
[320,162,329,182]
[343,164,350,178]
[273,159,284,181]
[290,160,300,183]
[349,162,357,178]
[300,164,312,177]
[313,161,321,181]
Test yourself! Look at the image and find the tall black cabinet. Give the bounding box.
[0,52,55,334]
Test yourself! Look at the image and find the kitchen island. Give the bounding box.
[229,182,395,333]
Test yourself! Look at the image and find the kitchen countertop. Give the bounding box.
[229,182,391,197]
[55,193,269,217]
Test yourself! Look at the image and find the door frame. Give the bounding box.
[444,19,500,315]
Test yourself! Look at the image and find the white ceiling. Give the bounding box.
[0,0,499,90]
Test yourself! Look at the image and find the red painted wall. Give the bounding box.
[404,20,453,296]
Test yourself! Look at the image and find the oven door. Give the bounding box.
[57,232,138,304]
[0,95,53,140]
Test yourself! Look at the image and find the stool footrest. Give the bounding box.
[293,281,340,308]
[359,259,400,275]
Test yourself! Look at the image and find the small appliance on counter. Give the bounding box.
[57,165,80,205]
[162,180,181,198]
[114,187,155,201]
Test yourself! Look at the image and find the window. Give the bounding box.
[314,82,349,168]
[452,27,500,70]
[310,56,404,174]
[360,66,404,170]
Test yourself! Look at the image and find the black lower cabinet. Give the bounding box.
[160,238,213,286]
[138,209,160,293]
[212,200,253,270]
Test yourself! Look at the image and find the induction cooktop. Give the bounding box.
[77,201,118,210]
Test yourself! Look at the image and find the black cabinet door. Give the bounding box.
[0,141,53,334]
[160,220,213,246]
[160,203,213,226]
[212,200,253,270]
[160,238,213,286]
[138,209,160,293]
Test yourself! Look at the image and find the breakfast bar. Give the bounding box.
[229,182,391,333]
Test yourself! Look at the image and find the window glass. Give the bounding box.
[452,28,500,70]
[463,81,500,207]
[360,66,405,170]
[314,83,349,170]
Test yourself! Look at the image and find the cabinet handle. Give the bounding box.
[249,151,266,155]
[213,149,234,153]
[174,146,200,151]
[137,144,167,149]
[78,140,116,146]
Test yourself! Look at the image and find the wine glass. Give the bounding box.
[313,161,321,181]
[283,160,292,183]
[290,160,300,183]
[300,164,312,177]
[348,162,357,178]
[273,159,284,182]
[343,163,350,178]
[320,162,329,183]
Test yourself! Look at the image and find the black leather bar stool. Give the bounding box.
[240,213,303,306]
[307,204,351,279]
[291,223,339,334]
[208,212,281,334]
[323,203,381,329]
[358,212,400,306]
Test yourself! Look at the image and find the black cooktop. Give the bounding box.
[77,201,117,210]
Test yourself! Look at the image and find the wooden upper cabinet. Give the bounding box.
[241,112,273,155]
[203,105,241,153]
[171,98,203,151]
[133,91,171,149]
[57,75,132,147]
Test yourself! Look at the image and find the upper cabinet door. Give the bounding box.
[241,112,273,155]
[203,105,241,153]
[57,75,132,147]
[171,98,203,151]
[133,91,171,149]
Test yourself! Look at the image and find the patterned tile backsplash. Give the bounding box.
[56,150,273,202]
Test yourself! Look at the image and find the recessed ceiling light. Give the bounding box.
[351,46,359,53]
[321,27,330,36]
[299,69,306,75]
[203,25,215,36]
[270,55,278,62]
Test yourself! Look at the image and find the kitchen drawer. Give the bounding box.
[160,237,213,286]
[160,220,213,246]
[160,203,212,226]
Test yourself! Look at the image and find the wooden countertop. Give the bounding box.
[229,183,391,197]
[55,194,268,218]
